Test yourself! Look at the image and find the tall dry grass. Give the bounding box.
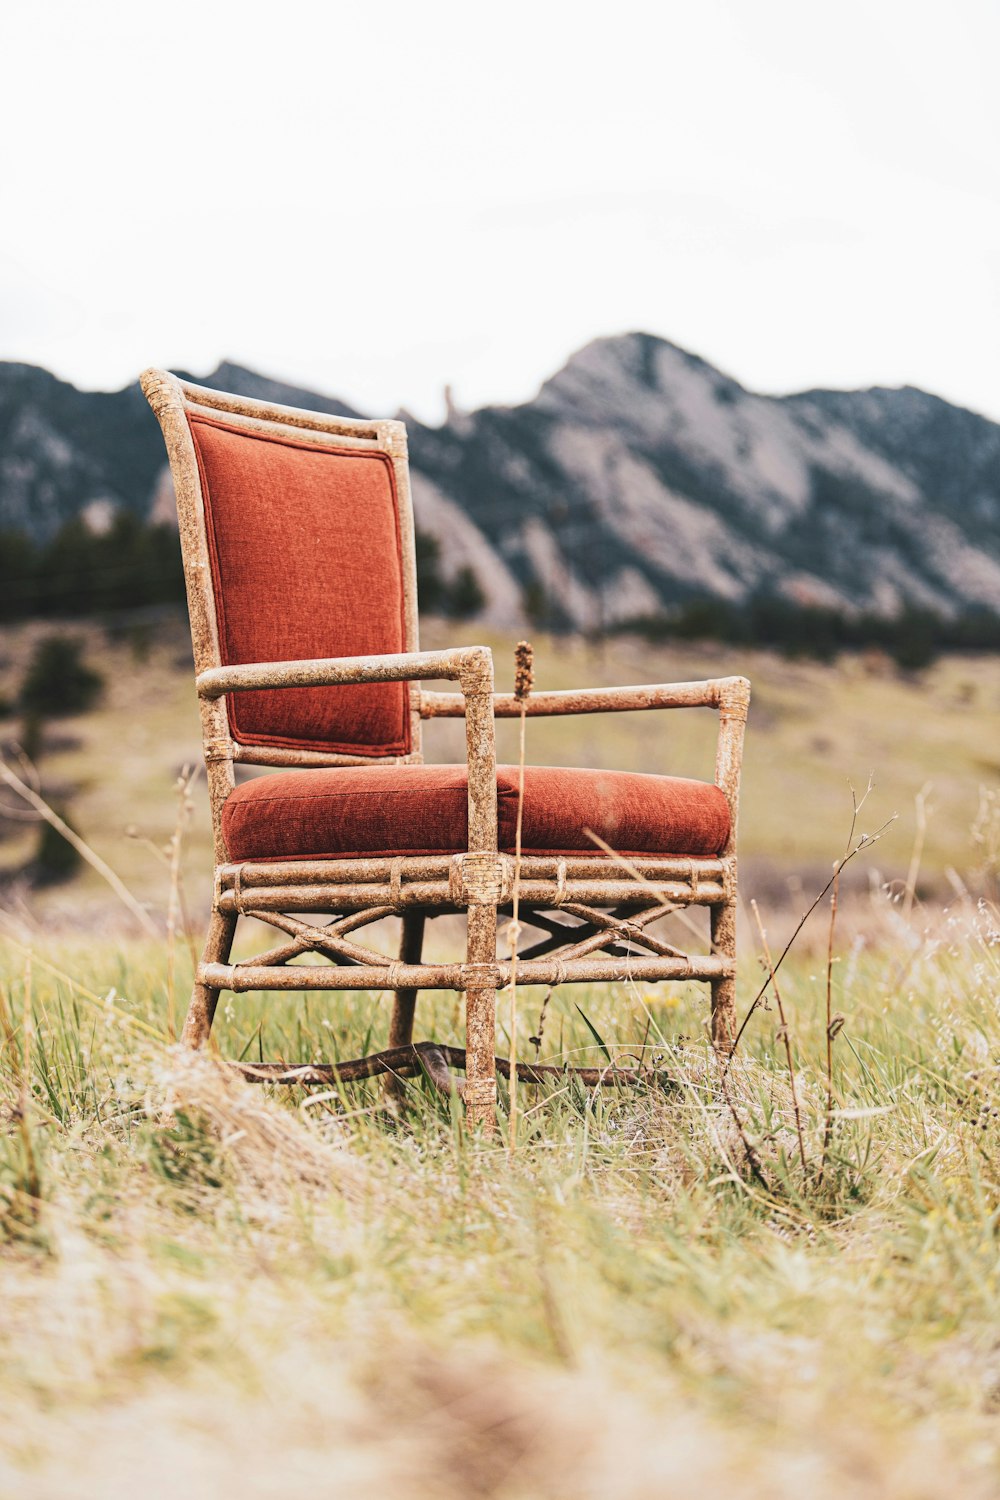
[1,867,1000,1495]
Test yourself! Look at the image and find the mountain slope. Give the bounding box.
[406,334,1000,627]
[2,337,999,630]
[0,360,360,538]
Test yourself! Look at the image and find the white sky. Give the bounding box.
[1,0,998,423]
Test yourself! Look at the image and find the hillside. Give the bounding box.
[3,336,1000,630]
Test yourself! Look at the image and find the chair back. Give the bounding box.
[142,370,419,763]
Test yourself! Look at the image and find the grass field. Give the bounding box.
[2,617,1000,1495]
[2,909,1000,1497]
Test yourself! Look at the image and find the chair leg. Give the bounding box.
[464,904,498,1132]
[384,911,425,1103]
[710,900,737,1054]
[181,908,237,1049]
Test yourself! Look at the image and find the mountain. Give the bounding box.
[0,360,359,540]
[2,336,1000,631]
[407,336,1000,629]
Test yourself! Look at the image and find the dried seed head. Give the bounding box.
[514,640,534,700]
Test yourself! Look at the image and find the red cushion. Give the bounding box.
[221,763,730,862]
[189,414,409,757]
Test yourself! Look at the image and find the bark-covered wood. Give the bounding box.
[196,647,492,699]
[217,854,728,886]
[181,908,237,1047]
[232,1041,646,1091]
[216,877,727,914]
[419,679,742,717]
[198,952,732,992]
[387,912,426,1051]
[710,676,749,1050]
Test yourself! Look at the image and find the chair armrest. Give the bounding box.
[197,646,500,858]
[196,647,493,698]
[420,672,751,863]
[419,676,749,718]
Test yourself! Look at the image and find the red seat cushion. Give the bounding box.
[188,414,410,757]
[222,764,730,862]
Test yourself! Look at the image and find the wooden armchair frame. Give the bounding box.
[142,368,750,1131]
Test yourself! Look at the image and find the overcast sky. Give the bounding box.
[2,0,998,422]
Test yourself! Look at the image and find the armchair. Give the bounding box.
[142,368,749,1131]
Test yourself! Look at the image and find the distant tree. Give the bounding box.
[415,535,485,620]
[12,515,186,620]
[444,565,485,620]
[35,518,94,616]
[674,598,734,642]
[0,531,40,621]
[31,809,82,885]
[18,713,45,766]
[415,531,446,614]
[521,579,550,633]
[614,593,962,669]
[890,612,938,673]
[19,635,104,720]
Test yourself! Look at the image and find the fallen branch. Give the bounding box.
[231,1040,647,1093]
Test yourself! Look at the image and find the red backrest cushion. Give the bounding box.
[188,414,410,756]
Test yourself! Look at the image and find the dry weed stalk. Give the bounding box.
[0,753,158,936]
[750,901,808,1176]
[530,986,554,1061]
[581,827,707,951]
[819,778,873,1181]
[576,827,770,1183]
[716,1060,773,1192]
[17,952,41,1207]
[0,952,43,1230]
[726,812,896,1075]
[575,802,896,1195]
[0,956,19,1069]
[902,781,933,922]
[971,785,1000,894]
[164,766,198,1039]
[821,866,842,1184]
[506,640,533,1154]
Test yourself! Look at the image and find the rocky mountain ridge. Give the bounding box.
[2,336,999,630]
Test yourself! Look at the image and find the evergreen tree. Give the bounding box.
[20,635,104,719]
[444,565,485,620]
